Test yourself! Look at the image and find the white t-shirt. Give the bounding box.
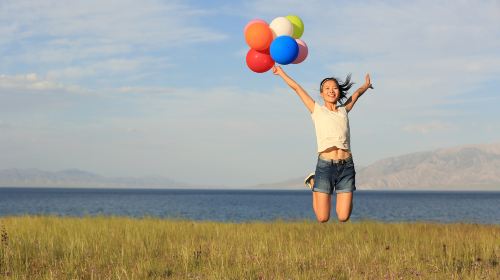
[310,102,350,153]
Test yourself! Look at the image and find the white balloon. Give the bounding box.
[269,17,293,38]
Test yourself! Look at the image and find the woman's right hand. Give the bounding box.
[272,65,284,76]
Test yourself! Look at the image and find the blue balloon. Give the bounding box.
[270,36,299,65]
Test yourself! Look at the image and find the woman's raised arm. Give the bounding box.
[272,66,315,113]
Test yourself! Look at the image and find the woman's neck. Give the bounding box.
[324,101,338,111]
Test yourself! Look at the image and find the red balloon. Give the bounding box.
[246,48,274,73]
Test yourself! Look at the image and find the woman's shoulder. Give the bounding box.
[339,104,348,113]
[311,100,322,115]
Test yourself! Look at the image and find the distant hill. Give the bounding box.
[0,168,187,188]
[3,143,500,190]
[252,143,500,190]
[357,143,500,190]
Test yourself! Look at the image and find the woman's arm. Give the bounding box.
[272,66,315,113]
[344,73,373,112]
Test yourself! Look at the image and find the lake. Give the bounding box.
[0,188,499,224]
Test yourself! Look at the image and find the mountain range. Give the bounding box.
[0,168,187,188]
[253,142,500,190]
[1,142,500,190]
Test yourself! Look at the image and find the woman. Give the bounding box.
[272,65,373,223]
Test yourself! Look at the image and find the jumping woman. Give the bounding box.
[272,65,373,223]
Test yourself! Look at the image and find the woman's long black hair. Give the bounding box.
[319,74,354,104]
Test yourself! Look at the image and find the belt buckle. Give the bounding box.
[338,159,346,165]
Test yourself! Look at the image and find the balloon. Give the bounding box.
[270,36,299,65]
[292,39,308,64]
[244,22,273,51]
[244,19,267,34]
[285,15,304,39]
[246,48,275,73]
[269,17,293,38]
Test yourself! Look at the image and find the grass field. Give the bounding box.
[0,216,499,279]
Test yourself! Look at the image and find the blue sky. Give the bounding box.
[1,0,499,186]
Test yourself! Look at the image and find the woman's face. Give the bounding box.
[321,80,340,103]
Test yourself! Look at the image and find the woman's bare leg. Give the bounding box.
[312,191,331,223]
[336,192,353,222]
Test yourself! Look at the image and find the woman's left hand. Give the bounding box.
[365,74,373,90]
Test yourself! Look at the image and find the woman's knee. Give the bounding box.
[313,191,331,223]
[315,211,330,223]
[335,192,353,223]
[316,213,330,223]
[336,212,351,222]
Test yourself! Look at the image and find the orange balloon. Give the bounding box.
[244,22,273,51]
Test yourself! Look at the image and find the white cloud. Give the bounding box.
[0,73,84,93]
[0,0,227,86]
[44,57,173,82]
[0,0,226,47]
[0,80,316,185]
[402,121,455,134]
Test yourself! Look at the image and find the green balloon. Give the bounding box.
[286,15,304,39]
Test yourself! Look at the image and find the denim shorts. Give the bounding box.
[312,155,356,194]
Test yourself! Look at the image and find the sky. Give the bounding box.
[1,0,499,187]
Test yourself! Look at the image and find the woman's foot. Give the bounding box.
[304,172,315,189]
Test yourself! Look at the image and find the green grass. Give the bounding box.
[0,216,499,279]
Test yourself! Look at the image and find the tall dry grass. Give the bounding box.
[0,216,499,279]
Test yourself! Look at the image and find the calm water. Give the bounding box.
[0,188,499,224]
